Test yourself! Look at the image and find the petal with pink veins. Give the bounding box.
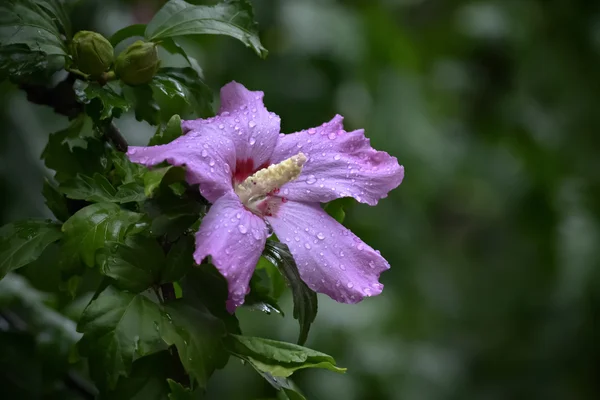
[182,81,280,173]
[271,115,404,206]
[193,191,268,312]
[127,130,236,203]
[266,200,390,304]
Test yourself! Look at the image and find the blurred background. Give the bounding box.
[2,0,600,399]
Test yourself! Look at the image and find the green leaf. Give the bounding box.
[96,236,164,292]
[161,234,194,283]
[0,44,63,84]
[0,219,62,280]
[180,266,240,334]
[42,178,70,221]
[149,114,183,146]
[33,0,71,38]
[41,116,108,182]
[245,273,284,316]
[122,84,160,125]
[60,173,118,202]
[0,0,68,56]
[159,37,203,77]
[62,202,144,268]
[150,68,213,121]
[323,198,354,224]
[112,151,146,185]
[226,335,346,378]
[161,299,228,389]
[103,351,171,400]
[256,256,286,300]
[144,165,185,197]
[145,0,267,58]
[60,173,146,204]
[77,286,169,390]
[263,241,318,345]
[167,380,203,400]
[110,24,147,47]
[74,80,131,121]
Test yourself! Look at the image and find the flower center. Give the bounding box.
[235,153,307,215]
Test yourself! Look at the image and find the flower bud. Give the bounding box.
[70,31,114,77]
[115,40,160,86]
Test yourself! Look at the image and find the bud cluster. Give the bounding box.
[69,32,160,85]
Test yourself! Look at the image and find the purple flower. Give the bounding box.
[127,82,404,312]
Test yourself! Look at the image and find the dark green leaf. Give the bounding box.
[323,198,354,224]
[122,84,160,125]
[180,266,240,334]
[256,256,286,300]
[167,379,203,400]
[61,202,144,268]
[263,241,318,345]
[77,286,169,389]
[0,44,63,84]
[144,165,185,197]
[41,116,108,182]
[159,37,203,77]
[226,334,346,377]
[74,80,131,121]
[161,299,228,389]
[110,24,147,47]
[0,219,62,280]
[245,273,284,316]
[150,68,213,120]
[42,178,70,221]
[0,0,67,56]
[60,173,146,204]
[96,236,164,292]
[161,234,194,283]
[60,173,118,202]
[145,0,267,58]
[258,373,306,400]
[33,0,71,38]
[102,351,171,400]
[0,332,43,398]
[112,151,146,185]
[149,114,183,146]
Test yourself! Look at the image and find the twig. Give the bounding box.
[103,122,129,152]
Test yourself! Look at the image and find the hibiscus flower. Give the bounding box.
[127,82,404,312]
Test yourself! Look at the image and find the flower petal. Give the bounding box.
[127,130,236,203]
[193,191,268,312]
[266,200,389,304]
[271,115,404,206]
[182,81,280,171]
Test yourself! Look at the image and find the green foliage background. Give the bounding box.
[2,0,600,399]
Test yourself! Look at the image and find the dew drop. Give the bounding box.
[304,243,311,249]
[249,137,256,145]
[328,132,337,140]
[294,236,300,242]
[308,128,316,135]
[201,149,208,157]
[334,154,341,161]
[306,175,316,184]
[238,224,248,234]
[347,282,354,288]
[209,159,215,166]
[317,232,325,240]
[339,264,346,270]
[219,124,224,129]
[249,121,256,128]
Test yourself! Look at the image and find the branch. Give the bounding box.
[19,73,83,119]
[103,122,128,152]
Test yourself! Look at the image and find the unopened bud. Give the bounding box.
[115,40,160,86]
[70,31,114,77]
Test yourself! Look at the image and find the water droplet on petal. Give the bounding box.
[306,175,316,184]
[294,236,300,242]
[219,124,224,129]
[238,224,248,234]
[249,137,256,145]
[317,232,325,240]
[357,243,364,251]
[328,132,337,140]
[209,159,215,166]
[334,154,341,161]
[201,149,208,157]
[339,264,346,270]
[308,128,316,135]
[249,121,256,128]
[347,282,354,288]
